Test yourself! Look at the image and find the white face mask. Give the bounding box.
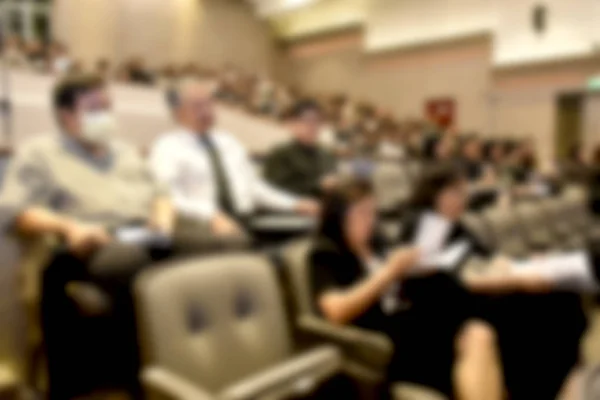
[81,111,117,145]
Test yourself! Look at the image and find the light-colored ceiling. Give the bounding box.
[246,0,321,17]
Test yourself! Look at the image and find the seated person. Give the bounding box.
[402,166,589,399]
[456,135,498,209]
[0,74,229,399]
[458,135,496,185]
[150,79,319,239]
[309,179,504,400]
[263,99,338,197]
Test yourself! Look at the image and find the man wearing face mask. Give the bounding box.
[0,74,185,399]
[263,99,338,197]
[151,79,320,240]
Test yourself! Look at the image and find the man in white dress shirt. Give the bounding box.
[150,79,319,240]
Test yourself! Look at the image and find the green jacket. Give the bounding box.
[263,141,337,197]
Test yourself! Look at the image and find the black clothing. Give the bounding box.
[460,159,485,181]
[263,141,337,197]
[589,166,600,215]
[128,69,154,85]
[309,238,390,331]
[400,209,587,400]
[308,237,482,396]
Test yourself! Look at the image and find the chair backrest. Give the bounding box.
[461,212,494,250]
[514,201,555,247]
[403,160,423,183]
[483,206,529,256]
[135,254,292,393]
[373,161,412,212]
[562,187,590,229]
[280,239,314,318]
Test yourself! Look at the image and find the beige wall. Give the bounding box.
[53,0,280,74]
[52,0,120,66]
[196,0,280,75]
[366,0,496,52]
[285,34,492,133]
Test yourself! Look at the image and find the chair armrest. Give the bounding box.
[19,233,61,306]
[297,315,393,369]
[391,382,448,400]
[220,346,341,400]
[141,366,215,400]
[249,215,316,233]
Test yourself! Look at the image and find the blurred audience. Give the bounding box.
[124,57,154,85]
[2,34,27,68]
[49,41,72,75]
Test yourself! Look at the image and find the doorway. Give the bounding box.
[555,93,583,161]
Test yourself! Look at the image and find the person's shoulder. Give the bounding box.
[150,129,188,152]
[212,129,242,146]
[111,139,142,159]
[17,134,60,158]
[212,130,250,155]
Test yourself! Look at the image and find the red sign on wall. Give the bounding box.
[425,98,456,129]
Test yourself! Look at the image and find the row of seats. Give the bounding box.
[462,187,600,260]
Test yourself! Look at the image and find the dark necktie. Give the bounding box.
[199,135,235,215]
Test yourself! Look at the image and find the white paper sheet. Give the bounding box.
[418,240,472,271]
[115,226,171,247]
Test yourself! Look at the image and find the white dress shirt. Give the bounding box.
[149,128,299,220]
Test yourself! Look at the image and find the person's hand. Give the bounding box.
[386,247,420,279]
[488,255,512,274]
[147,218,174,238]
[63,222,111,258]
[211,212,242,237]
[320,175,339,191]
[295,199,321,216]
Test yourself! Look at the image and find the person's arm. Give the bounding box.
[242,145,300,211]
[15,206,75,238]
[317,248,418,325]
[148,196,175,235]
[0,146,110,255]
[0,144,56,234]
[465,273,552,294]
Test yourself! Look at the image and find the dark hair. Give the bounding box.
[482,140,496,161]
[568,144,581,161]
[316,179,374,252]
[283,98,323,121]
[53,73,105,112]
[410,166,465,211]
[459,134,479,151]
